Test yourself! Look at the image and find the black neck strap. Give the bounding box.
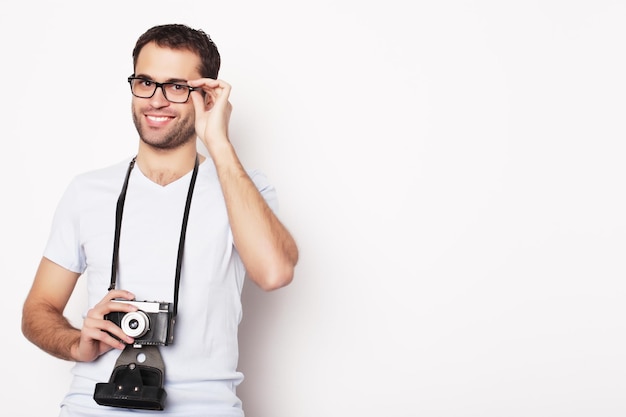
[109,155,199,318]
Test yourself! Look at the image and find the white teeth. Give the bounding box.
[147,116,170,122]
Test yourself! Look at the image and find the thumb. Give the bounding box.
[190,90,211,119]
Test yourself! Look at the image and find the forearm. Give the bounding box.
[22,300,80,361]
[211,141,299,290]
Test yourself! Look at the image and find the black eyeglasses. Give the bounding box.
[127,75,198,103]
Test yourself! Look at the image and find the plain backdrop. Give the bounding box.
[3,1,626,416]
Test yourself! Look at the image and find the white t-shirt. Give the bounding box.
[44,156,278,416]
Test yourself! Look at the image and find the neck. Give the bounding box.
[135,141,203,186]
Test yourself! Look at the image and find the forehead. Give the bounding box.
[134,42,202,81]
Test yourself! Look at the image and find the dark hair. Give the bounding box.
[132,24,221,79]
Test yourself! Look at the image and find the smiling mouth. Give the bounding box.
[146,115,173,122]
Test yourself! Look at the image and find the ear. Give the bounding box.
[204,92,213,110]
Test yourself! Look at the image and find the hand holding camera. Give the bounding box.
[94,294,174,410]
[72,290,137,362]
[105,299,175,347]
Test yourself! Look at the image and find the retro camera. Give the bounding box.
[105,299,175,346]
[95,299,173,410]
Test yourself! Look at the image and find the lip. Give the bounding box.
[144,113,175,127]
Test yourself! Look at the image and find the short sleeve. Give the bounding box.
[248,169,279,213]
[43,178,86,274]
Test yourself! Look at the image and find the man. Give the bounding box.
[21,23,298,416]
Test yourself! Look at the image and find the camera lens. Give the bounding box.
[120,311,150,338]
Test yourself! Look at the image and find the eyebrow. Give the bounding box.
[134,74,189,84]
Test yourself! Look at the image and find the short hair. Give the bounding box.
[132,23,221,79]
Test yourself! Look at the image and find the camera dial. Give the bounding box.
[120,311,150,338]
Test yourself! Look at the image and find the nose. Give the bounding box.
[149,85,170,108]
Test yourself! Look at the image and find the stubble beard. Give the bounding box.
[132,107,196,150]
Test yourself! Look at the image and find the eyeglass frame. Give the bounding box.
[127,74,200,103]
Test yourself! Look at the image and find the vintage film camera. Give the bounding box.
[105,299,175,346]
[94,299,174,410]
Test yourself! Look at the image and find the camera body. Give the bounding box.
[105,299,175,346]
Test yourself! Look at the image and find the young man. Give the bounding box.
[21,24,298,416]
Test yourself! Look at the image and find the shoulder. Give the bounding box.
[72,157,133,185]
[65,157,134,193]
[60,157,135,203]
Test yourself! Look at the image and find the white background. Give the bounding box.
[3,1,626,416]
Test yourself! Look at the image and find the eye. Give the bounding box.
[172,83,187,91]
[139,79,153,87]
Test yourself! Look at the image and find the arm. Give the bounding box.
[189,79,299,291]
[22,257,138,362]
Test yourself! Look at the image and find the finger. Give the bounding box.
[84,316,134,346]
[190,88,209,114]
[105,289,136,302]
[187,78,219,89]
[82,326,127,350]
[100,319,135,346]
[189,79,231,99]
[88,329,127,351]
[91,290,135,312]
[87,298,137,321]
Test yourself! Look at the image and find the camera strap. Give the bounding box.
[108,154,199,318]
